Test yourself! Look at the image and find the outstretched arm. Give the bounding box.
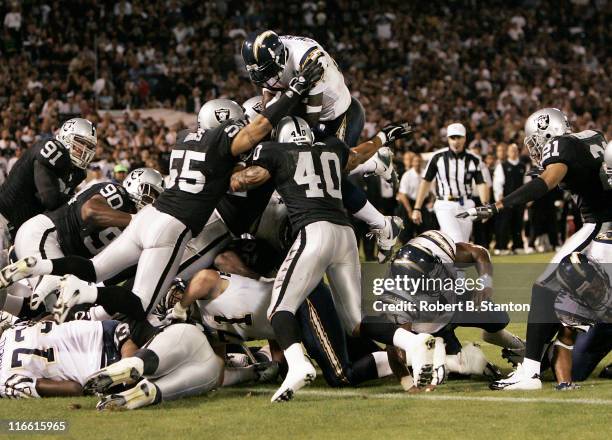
[230,166,271,192]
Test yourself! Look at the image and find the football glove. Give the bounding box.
[456,204,499,220]
[4,374,40,399]
[288,61,324,96]
[376,123,413,146]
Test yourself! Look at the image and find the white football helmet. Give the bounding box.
[197,99,245,130]
[242,96,264,122]
[273,116,314,145]
[123,168,165,210]
[524,108,571,164]
[56,118,97,169]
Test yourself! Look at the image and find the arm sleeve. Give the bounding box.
[423,154,438,181]
[33,160,65,210]
[493,163,504,201]
[503,176,549,208]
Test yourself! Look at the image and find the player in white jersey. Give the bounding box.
[242,31,404,263]
[0,319,121,398]
[0,315,223,410]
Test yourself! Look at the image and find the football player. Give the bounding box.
[381,230,524,384]
[230,116,434,402]
[0,168,163,319]
[243,33,404,262]
[0,60,323,323]
[0,314,223,410]
[0,118,96,254]
[458,108,611,390]
[537,252,611,388]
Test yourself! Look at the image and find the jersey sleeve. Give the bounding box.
[214,119,247,159]
[36,139,72,172]
[541,136,574,168]
[423,153,439,181]
[251,142,280,173]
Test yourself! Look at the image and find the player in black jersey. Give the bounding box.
[458,108,611,390]
[0,168,163,320]
[231,116,436,402]
[0,118,96,253]
[0,61,324,323]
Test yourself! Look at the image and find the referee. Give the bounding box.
[411,123,489,243]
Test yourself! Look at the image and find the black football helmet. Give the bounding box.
[556,252,611,310]
[242,30,286,86]
[390,243,440,279]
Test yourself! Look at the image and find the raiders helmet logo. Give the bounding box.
[132,169,145,178]
[253,101,264,113]
[214,108,231,122]
[537,114,550,131]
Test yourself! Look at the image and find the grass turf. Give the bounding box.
[0,252,611,440]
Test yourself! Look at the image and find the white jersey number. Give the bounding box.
[168,150,206,194]
[293,151,342,199]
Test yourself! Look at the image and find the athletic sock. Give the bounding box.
[133,349,157,375]
[354,201,386,229]
[359,318,397,345]
[96,286,146,320]
[372,351,393,377]
[482,329,525,349]
[50,256,97,282]
[524,284,560,372]
[270,311,302,350]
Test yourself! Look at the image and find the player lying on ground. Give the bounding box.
[231,116,435,402]
[0,313,225,410]
[0,61,324,323]
[457,107,611,390]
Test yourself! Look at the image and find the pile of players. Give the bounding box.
[0,30,610,410]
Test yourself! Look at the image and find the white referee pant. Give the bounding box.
[91,205,192,315]
[433,198,475,243]
[268,221,362,333]
[537,221,612,284]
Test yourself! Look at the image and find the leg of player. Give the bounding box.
[324,224,435,387]
[267,227,332,402]
[92,324,223,410]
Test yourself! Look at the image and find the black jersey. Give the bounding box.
[154,120,243,235]
[541,130,611,223]
[216,178,275,236]
[46,182,135,258]
[251,137,352,233]
[0,138,85,230]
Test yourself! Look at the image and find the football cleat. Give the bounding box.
[0,256,38,288]
[554,382,580,391]
[364,147,398,185]
[369,216,404,263]
[271,360,316,403]
[84,357,144,394]
[409,333,436,388]
[254,361,280,383]
[489,363,542,390]
[52,275,98,323]
[96,378,158,411]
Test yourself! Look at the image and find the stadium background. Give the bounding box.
[0,1,611,437]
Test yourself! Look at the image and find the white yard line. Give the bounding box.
[235,387,612,405]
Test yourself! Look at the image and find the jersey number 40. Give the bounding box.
[294,151,342,199]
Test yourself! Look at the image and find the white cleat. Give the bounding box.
[369,216,404,263]
[96,378,158,411]
[84,358,144,394]
[53,275,98,323]
[0,256,38,288]
[365,147,398,185]
[271,360,316,403]
[409,333,436,388]
[489,363,542,390]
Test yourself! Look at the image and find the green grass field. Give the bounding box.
[0,253,611,440]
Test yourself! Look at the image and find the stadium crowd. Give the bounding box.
[0,0,610,257]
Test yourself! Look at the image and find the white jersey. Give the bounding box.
[198,274,275,341]
[409,230,457,264]
[263,35,351,121]
[0,321,103,393]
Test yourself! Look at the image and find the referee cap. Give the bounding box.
[447,123,466,137]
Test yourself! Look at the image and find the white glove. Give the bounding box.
[4,374,40,399]
[163,302,188,325]
[30,276,62,310]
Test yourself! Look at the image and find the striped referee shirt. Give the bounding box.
[423,148,485,198]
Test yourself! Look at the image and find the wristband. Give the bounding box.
[478,273,493,289]
[413,208,421,212]
[376,132,387,145]
[554,339,574,350]
[261,90,302,127]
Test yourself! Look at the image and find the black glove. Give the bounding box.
[377,123,413,146]
[456,204,499,220]
[288,61,324,96]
